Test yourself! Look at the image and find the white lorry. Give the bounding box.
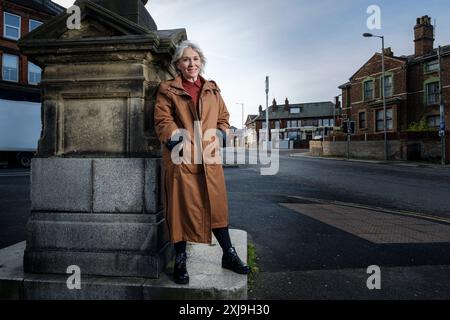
[0,99,41,167]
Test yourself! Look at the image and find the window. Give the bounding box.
[426,82,440,105]
[359,112,366,129]
[364,80,374,100]
[288,132,298,140]
[4,12,21,40]
[427,115,440,127]
[346,89,351,108]
[290,108,300,114]
[425,60,439,73]
[376,108,393,132]
[28,62,41,85]
[29,19,43,32]
[2,54,19,82]
[275,121,280,129]
[383,75,393,97]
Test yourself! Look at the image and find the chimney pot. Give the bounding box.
[414,15,434,56]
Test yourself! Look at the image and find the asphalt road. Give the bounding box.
[223,151,450,299]
[0,168,30,249]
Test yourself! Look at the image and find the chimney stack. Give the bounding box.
[414,15,434,56]
[259,105,263,114]
[383,47,394,57]
[272,98,277,112]
[284,97,290,111]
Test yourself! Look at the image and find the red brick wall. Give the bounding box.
[344,53,407,135]
[0,1,54,86]
[407,55,450,129]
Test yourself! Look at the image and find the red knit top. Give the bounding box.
[182,77,203,107]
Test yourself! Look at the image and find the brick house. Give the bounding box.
[339,15,450,136]
[0,0,63,102]
[253,98,338,148]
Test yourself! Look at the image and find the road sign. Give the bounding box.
[343,121,355,135]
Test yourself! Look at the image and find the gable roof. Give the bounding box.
[349,52,407,81]
[404,44,450,65]
[255,101,335,121]
[245,114,258,124]
[21,0,152,41]
[9,0,65,16]
[341,45,450,90]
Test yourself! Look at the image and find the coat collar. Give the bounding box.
[168,75,218,96]
[167,75,220,121]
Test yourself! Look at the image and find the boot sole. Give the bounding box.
[174,277,190,284]
[222,263,251,275]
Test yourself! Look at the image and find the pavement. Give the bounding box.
[247,196,450,300]
[288,150,450,169]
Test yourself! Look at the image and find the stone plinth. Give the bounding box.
[24,158,169,278]
[18,0,187,279]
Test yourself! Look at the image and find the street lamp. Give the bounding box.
[363,32,388,161]
[265,76,269,150]
[236,102,244,129]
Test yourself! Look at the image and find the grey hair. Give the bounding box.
[172,40,207,74]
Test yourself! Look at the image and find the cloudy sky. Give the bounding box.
[53,0,450,128]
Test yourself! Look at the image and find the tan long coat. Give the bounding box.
[154,75,230,244]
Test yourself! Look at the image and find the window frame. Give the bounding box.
[380,73,394,98]
[427,115,440,127]
[29,19,43,32]
[4,12,21,40]
[363,78,375,101]
[424,60,439,73]
[28,61,42,85]
[375,108,393,132]
[358,111,367,129]
[425,80,440,106]
[2,53,19,82]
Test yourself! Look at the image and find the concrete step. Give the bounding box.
[0,229,248,300]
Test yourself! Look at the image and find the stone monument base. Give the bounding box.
[25,157,169,278]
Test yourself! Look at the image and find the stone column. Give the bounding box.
[18,0,186,278]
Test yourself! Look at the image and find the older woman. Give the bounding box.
[154,40,250,284]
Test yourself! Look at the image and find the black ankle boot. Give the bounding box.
[173,252,189,284]
[222,247,251,274]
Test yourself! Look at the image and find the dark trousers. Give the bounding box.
[174,226,232,254]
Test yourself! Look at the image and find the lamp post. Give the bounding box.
[265,76,270,150]
[363,32,388,161]
[236,102,244,129]
[236,102,245,148]
[437,46,446,165]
